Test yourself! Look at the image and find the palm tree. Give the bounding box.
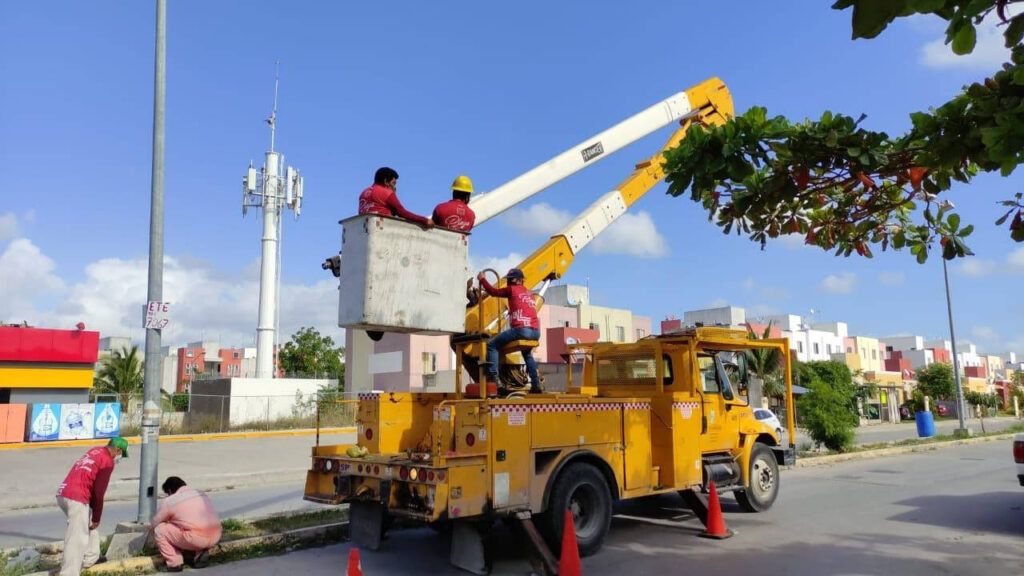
[745,321,785,403]
[93,345,144,408]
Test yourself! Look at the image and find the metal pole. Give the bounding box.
[942,258,970,436]
[137,0,166,524]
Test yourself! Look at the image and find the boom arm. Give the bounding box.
[469,81,715,226]
[465,78,733,337]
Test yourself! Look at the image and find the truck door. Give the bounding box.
[696,352,742,453]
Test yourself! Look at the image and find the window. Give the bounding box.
[698,355,719,393]
[615,326,625,342]
[589,322,600,331]
[861,347,867,358]
[797,341,804,353]
[595,354,672,386]
[871,350,877,360]
[847,346,853,353]
[421,352,437,375]
[813,343,820,355]
[563,321,571,328]
[636,328,646,340]
[233,351,240,359]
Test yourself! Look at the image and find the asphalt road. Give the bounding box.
[0,484,329,549]
[199,440,1023,576]
[0,432,354,515]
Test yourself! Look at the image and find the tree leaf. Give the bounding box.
[948,213,960,229]
[952,23,977,55]
[1006,16,1024,48]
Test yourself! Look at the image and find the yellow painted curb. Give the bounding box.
[0,427,355,451]
[84,556,156,575]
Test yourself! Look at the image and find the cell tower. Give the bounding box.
[241,65,304,379]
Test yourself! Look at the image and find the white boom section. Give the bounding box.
[559,188,629,257]
[469,92,695,225]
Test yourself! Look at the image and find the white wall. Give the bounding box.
[783,328,843,362]
[684,306,746,328]
[227,377,333,426]
[883,335,924,351]
[902,349,934,370]
[545,285,590,307]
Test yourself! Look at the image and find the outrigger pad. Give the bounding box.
[450,520,489,575]
[349,500,386,551]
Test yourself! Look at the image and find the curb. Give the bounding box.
[80,522,347,575]
[0,426,355,451]
[794,432,1017,468]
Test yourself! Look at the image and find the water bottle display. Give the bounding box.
[93,403,121,438]
[29,404,61,441]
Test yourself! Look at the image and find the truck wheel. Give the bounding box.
[545,462,612,557]
[735,443,779,512]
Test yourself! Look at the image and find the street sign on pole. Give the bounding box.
[143,301,170,330]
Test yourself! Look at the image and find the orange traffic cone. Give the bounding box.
[559,508,582,576]
[699,482,734,539]
[347,547,362,576]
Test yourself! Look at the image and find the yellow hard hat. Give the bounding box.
[451,175,474,195]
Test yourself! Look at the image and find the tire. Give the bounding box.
[776,427,783,438]
[735,443,780,512]
[543,462,613,557]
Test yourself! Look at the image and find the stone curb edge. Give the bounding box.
[793,432,1017,468]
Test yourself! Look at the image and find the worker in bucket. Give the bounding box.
[151,476,222,572]
[432,174,476,232]
[358,166,433,229]
[477,268,542,395]
[55,436,128,576]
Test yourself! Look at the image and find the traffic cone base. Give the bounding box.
[558,508,582,576]
[699,482,734,539]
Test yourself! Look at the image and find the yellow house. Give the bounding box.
[963,376,989,394]
[982,354,1004,380]
[576,303,648,343]
[842,336,883,373]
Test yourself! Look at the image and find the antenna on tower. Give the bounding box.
[267,60,279,152]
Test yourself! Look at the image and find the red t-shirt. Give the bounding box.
[357,184,430,226]
[57,447,114,523]
[432,200,475,232]
[481,278,539,329]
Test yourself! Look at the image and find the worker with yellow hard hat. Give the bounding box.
[432,174,476,232]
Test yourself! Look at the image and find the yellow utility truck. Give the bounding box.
[306,77,796,573]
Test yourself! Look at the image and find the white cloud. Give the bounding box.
[776,234,807,250]
[959,258,997,277]
[821,272,857,294]
[970,325,999,343]
[0,240,339,347]
[0,213,20,241]
[878,271,906,286]
[748,304,780,318]
[707,298,729,308]
[0,238,65,322]
[1009,247,1024,271]
[958,249,1024,277]
[743,276,789,300]
[503,203,669,259]
[920,18,1013,70]
[502,203,572,237]
[469,252,526,278]
[590,211,669,259]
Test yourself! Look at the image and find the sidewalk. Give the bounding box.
[0,431,354,514]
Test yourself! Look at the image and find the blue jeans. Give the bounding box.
[486,327,541,389]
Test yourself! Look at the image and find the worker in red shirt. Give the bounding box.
[477,268,542,395]
[55,437,128,576]
[358,167,433,228]
[432,175,476,232]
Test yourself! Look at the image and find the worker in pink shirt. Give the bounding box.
[477,267,543,396]
[151,476,222,572]
[56,436,127,576]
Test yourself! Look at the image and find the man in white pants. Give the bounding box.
[55,437,127,576]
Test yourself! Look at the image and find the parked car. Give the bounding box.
[1014,433,1024,487]
[937,404,950,417]
[753,408,783,437]
[899,403,951,419]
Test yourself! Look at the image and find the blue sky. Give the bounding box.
[0,1,1021,354]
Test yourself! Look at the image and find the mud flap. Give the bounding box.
[450,520,489,575]
[349,500,386,551]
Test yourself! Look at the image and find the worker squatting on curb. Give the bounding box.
[150,476,222,572]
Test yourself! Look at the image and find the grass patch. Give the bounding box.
[218,508,348,543]
[0,551,39,576]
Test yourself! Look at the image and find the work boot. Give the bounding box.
[160,565,183,573]
[529,386,543,394]
[190,549,210,568]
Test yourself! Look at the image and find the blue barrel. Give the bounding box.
[915,411,936,438]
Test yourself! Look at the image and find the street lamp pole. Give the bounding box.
[942,258,970,437]
[138,0,166,522]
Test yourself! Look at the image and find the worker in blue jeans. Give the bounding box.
[477,268,542,394]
